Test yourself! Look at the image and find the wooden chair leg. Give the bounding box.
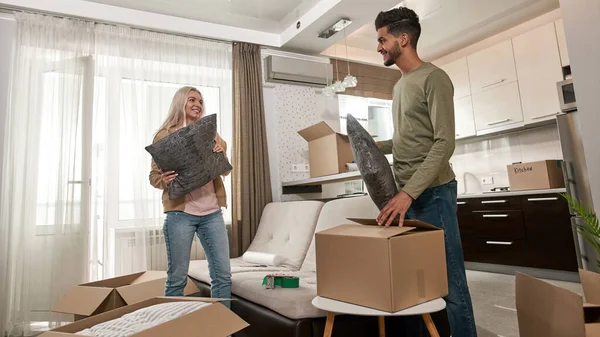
[323,312,336,337]
[422,313,440,337]
[378,316,386,337]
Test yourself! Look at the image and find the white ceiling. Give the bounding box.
[2,0,560,66]
[86,0,322,33]
[322,0,560,65]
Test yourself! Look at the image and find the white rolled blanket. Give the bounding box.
[242,251,283,266]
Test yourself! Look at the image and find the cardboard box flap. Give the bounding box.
[320,224,415,238]
[117,278,198,304]
[132,302,248,337]
[580,269,600,305]
[52,286,114,315]
[516,272,586,337]
[298,122,337,141]
[83,272,146,288]
[129,271,166,285]
[586,323,600,337]
[347,218,440,231]
[39,332,74,337]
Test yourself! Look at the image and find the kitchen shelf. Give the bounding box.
[281,170,365,194]
[282,170,364,187]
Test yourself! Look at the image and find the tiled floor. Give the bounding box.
[466,270,583,337]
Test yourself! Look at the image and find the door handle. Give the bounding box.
[457,201,467,205]
[481,200,507,204]
[527,197,558,202]
[482,214,509,218]
[481,78,506,89]
[486,241,513,245]
[487,119,511,126]
[531,113,557,120]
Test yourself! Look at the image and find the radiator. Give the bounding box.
[114,227,207,274]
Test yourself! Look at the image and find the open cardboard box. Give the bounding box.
[516,269,600,337]
[52,271,198,320]
[297,121,353,178]
[41,297,248,337]
[315,218,448,312]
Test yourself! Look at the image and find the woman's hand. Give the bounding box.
[161,170,177,185]
[213,143,224,153]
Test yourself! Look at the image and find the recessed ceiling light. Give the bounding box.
[318,18,352,39]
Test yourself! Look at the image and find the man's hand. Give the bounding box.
[377,191,413,227]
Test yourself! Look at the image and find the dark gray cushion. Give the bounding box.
[346,113,398,210]
[145,114,232,200]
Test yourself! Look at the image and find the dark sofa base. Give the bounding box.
[190,278,450,337]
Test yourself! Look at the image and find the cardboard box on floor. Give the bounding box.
[516,269,600,337]
[507,160,565,191]
[297,121,353,178]
[315,218,448,312]
[40,297,248,337]
[52,271,199,320]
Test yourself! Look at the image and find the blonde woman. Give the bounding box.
[149,86,231,307]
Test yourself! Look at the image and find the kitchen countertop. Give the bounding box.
[457,188,567,199]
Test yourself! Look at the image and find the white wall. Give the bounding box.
[558,1,600,212]
[0,16,16,206]
[451,125,563,195]
[263,82,345,202]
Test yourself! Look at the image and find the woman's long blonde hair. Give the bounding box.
[157,86,202,133]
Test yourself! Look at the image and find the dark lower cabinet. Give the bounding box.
[457,193,579,272]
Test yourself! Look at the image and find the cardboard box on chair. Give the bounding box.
[297,121,353,178]
[315,218,448,312]
[516,269,600,337]
[41,297,248,337]
[52,271,199,321]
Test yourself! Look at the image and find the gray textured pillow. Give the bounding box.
[346,113,398,210]
[145,114,232,200]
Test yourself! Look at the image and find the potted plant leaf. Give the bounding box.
[561,193,600,270]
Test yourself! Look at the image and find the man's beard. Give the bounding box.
[383,41,401,67]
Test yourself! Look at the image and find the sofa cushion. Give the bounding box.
[188,258,293,285]
[300,196,379,273]
[231,271,326,320]
[245,200,324,270]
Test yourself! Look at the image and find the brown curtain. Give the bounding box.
[231,42,273,257]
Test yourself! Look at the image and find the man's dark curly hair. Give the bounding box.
[375,7,421,48]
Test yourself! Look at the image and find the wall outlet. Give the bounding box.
[292,163,310,173]
[481,176,494,185]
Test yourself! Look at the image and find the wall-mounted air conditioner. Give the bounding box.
[264,55,333,88]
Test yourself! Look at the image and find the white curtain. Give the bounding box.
[0,12,232,337]
[91,24,233,280]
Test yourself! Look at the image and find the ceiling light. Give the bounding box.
[332,80,345,92]
[342,75,357,88]
[318,18,352,39]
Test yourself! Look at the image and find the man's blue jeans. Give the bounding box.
[163,210,232,308]
[403,179,477,337]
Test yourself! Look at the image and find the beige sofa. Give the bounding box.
[188,196,450,337]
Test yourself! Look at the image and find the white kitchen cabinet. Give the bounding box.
[554,19,570,67]
[513,22,563,124]
[467,40,518,94]
[472,81,523,133]
[439,57,471,99]
[454,95,476,139]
